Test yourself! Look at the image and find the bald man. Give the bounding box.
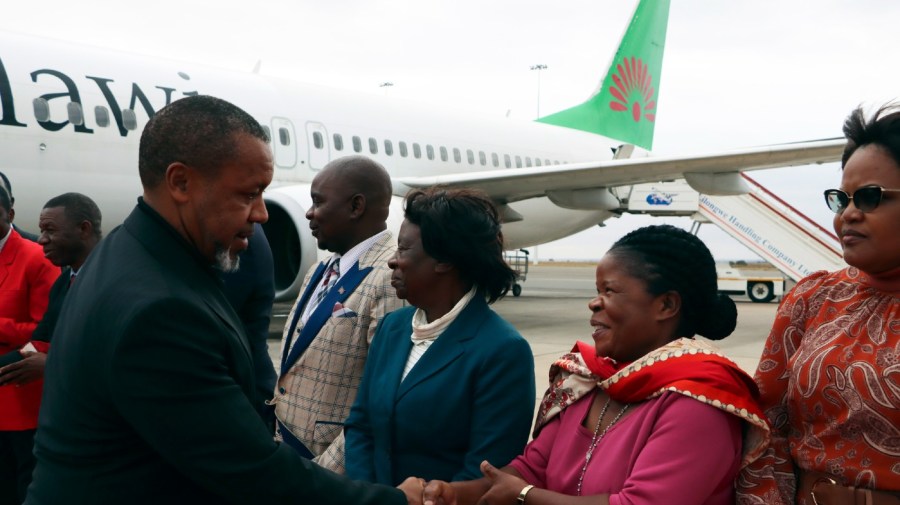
[273,155,404,472]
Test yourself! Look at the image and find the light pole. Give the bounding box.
[530,64,547,119]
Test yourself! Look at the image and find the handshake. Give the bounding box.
[395,460,533,505]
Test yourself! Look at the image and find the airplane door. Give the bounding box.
[305,122,330,170]
[271,117,297,169]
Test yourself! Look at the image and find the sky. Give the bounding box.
[7,0,900,261]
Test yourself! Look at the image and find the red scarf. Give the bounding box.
[536,338,770,469]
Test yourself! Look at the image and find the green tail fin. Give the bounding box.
[536,0,670,150]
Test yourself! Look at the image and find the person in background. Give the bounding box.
[345,187,535,486]
[273,155,404,472]
[737,104,900,505]
[0,172,39,242]
[423,224,770,505]
[0,192,102,380]
[0,186,59,505]
[25,95,419,505]
[221,222,277,431]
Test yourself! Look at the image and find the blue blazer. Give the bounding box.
[345,295,535,485]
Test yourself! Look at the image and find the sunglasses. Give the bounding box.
[823,185,900,214]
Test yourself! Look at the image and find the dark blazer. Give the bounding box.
[32,267,72,343]
[344,296,536,485]
[221,223,277,426]
[26,200,404,505]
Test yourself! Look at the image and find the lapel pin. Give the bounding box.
[338,287,345,295]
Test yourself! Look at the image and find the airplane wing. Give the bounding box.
[393,138,844,202]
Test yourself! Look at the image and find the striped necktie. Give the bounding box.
[314,258,340,307]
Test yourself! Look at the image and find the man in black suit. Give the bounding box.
[26,96,420,505]
[0,191,102,377]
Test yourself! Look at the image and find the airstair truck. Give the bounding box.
[716,261,785,303]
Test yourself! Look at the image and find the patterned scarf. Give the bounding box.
[535,338,771,468]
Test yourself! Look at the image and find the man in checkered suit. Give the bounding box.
[273,156,403,473]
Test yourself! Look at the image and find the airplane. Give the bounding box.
[0,0,844,301]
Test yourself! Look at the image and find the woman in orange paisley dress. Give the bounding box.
[737,104,900,505]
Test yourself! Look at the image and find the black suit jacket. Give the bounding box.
[221,223,277,426]
[27,200,404,505]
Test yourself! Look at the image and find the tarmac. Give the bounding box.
[266,263,777,410]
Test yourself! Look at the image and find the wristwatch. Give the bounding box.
[516,484,535,504]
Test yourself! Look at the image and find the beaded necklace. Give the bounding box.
[576,397,630,496]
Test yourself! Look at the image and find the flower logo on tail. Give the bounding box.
[608,56,656,122]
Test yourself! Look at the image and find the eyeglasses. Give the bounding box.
[823,186,900,214]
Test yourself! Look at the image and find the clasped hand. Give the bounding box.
[0,351,47,386]
[399,460,528,505]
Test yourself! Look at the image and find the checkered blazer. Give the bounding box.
[273,232,403,473]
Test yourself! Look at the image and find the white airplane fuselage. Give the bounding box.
[1,31,621,298]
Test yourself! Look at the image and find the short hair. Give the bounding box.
[608,224,737,340]
[0,185,10,213]
[138,95,269,188]
[43,192,103,239]
[842,102,900,168]
[403,187,516,304]
[0,171,11,198]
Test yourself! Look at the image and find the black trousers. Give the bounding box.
[0,430,36,505]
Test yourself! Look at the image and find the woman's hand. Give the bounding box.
[479,460,528,505]
[423,479,457,505]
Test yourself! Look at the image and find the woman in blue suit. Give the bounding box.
[344,187,536,486]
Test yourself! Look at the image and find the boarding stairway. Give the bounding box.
[693,174,845,281]
[624,173,845,282]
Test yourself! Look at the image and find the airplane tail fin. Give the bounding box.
[536,0,670,150]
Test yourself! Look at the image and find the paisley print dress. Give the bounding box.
[737,268,900,505]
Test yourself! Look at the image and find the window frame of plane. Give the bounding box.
[385,139,394,156]
[466,149,475,165]
[440,146,448,162]
[333,133,344,151]
[515,155,522,168]
[352,136,362,153]
[313,131,324,149]
[399,141,408,157]
[504,154,512,168]
[453,148,462,163]
[368,137,378,154]
[413,143,422,159]
[491,152,499,167]
[478,151,487,166]
[426,145,435,161]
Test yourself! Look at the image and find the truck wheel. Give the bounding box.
[748,282,775,303]
[512,284,522,297]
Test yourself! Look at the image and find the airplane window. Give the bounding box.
[279,127,291,146]
[491,153,499,167]
[399,141,408,157]
[385,140,394,156]
[478,151,486,166]
[554,160,560,165]
[32,98,50,122]
[122,109,138,131]
[525,157,532,168]
[545,159,551,166]
[94,106,110,128]
[515,156,522,168]
[426,145,434,160]
[535,158,542,167]
[352,136,362,152]
[313,131,324,149]
[453,148,461,163]
[368,137,378,154]
[466,149,475,165]
[504,154,511,168]
[440,146,448,162]
[261,125,271,142]
[333,133,343,151]
[66,102,84,126]
[413,143,421,159]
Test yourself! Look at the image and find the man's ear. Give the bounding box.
[77,220,93,241]
[7,207,14,224]
[165,163,192,204]
[349,193,366,219]
[655,291,681,322]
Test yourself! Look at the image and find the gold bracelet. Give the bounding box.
[516,484,535,504]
